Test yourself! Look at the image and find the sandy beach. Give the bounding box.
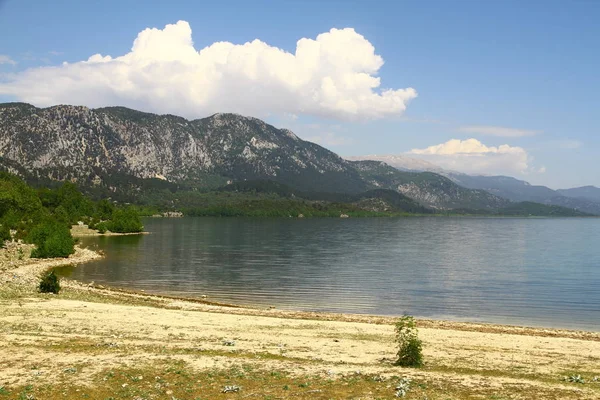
[1,243,599,399]
[70,224,150,237]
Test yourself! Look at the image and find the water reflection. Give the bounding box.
[55,217,600,330]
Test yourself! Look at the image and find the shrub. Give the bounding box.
[394,315,423,367]
[0,224,10,247]
[39,270,61,294]
[95,199,115,221]
[53,205,70,225]
[86,217,99,230]
[28,220,75,258]
[96,221,108,234]
[106,207,143,233]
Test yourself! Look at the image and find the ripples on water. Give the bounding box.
[56,217,600,330]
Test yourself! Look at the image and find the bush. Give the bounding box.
[394,315,423,367]
[86,217,99,230]
[96,221,107,234]
[53,205,70,225]
[0,225,10,247]
[95,199,115,221]
[39,270,60,294]
[28,220,75,258]
[106,207,143,233]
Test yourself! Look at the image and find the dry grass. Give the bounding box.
[1,260,599,399]
[1,359,599,400]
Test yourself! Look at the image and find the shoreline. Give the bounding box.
[3,242,598,338]
[1,243,103,286]
[1,246,600,398]
[70,224,150,237]
[77,282,600,339]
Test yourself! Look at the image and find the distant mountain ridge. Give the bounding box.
[348,153,600,215]
[0,102,594,215]
[446,173,600,215]
[557,186,600,203]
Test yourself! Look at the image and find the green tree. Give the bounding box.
[95,199,115,220]
[37,187,61,209]
[53,205,70,225]
[106,207,143,233]
[28,219,75,258]
[0,224,10,247]
[0,172,46,240]
[56,182,94,223]
[0,172,44,219]
[96,221,108,234]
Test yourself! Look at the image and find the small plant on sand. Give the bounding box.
[222,385,241,393]
[395,377,412,397]
[565,374,585,384]
[394,315,423,367]
[39,270,61,294]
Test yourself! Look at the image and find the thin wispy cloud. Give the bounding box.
[0,21,417,121]
[551,139,582,150]
[287,122,354,147]
[458,125,541,137]
[0,55,16,65]
[399,116,449,125]
[530,139,584,152]
[19,51,36,61]
[305,131,355,146]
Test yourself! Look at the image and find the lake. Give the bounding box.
[56,217,600,331]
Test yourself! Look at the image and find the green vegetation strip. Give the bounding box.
[0,171,143,263]
[1,360,598,400]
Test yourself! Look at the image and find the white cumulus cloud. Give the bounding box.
[458,125,540,137]
[0,21,417,120]
[409,138,535,176]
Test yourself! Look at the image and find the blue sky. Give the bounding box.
[0,0,598,188]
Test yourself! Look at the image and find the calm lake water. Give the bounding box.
[56,217,600,331]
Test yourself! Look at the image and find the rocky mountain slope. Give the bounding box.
[349,151,600,215]
[350,160,510,210]
[0,102,589,214]
[0,103,367,194]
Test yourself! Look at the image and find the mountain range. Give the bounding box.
[0,102,597,215]
[347,154,600,215]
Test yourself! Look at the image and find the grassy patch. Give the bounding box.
[316,331,389,342]
[1,360,597,400]
[0,361,425,399]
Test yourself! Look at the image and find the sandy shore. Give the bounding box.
[1,244,599,399]
[0,242,102,286]
[70,224,149,237]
